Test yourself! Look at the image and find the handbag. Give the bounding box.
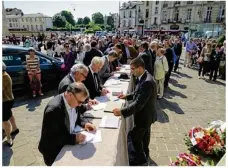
[197,56,204,63]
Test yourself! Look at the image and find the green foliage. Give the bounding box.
[217,35,226,46]
[107,16,114,28]
[77,18,83,24]
[60,10,75,26]
[52,14,66,28]
[83,16,91,25]
[92,12,104,24]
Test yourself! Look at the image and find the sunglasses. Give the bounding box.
[65,46,69,48]
[80,72,87,78]
[71,92,85,105]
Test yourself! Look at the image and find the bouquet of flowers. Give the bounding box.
[169,153,203,166]
[184,124,226,157]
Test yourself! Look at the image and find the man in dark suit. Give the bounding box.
[173,38,182,72]
[58,63,89,94]
[98,50,119,84]
[113,57,157,166]
[38,82,96,166]
[138,41,153,76]
[83,40,103,66]
[83,57,110,99]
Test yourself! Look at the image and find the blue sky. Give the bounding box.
[4,0,124,20]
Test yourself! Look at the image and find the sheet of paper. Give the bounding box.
[79,130,102,144]
[92,103,107,111]
[104,101,123,113]
[91,130,102,143]
[99,116,120,129]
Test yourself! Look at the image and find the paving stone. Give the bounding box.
[158,150,179,157]
[151,156,171,166]
[166,144,177,151]
[157,144,167,151]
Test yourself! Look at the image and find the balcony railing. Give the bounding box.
[163,4,168,8]
[204,17,212,23]
[162,20,168,23]
[216,17,225,23]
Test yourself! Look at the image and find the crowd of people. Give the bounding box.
[2,32,226,166]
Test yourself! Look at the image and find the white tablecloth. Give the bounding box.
[53,66,134,166]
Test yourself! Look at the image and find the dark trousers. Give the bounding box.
[164,62,174,87]
[209,61,220,81]
[174,56,180,72]
[43,156,55,166]
[129,126,151,165]
[202,61,210,76]
[198,62,203,76]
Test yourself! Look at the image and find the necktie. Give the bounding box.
[94,73,99,91]
[135,78,139,86]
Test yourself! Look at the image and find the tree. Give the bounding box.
[77,18,83,24]
[53,14,66,28]
[107,16,114,28]
[83,16,91,25]
[92,12,104,24]
[60,10,75,26]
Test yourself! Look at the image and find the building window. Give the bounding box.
[27,25,29,30]
[40,18,42,21]
[36,25,38,30]
[156,1,159,5]
[31,25,34,31]
[206,6,212,21]
[40,25,43,30]
[146,9,149,18]
[187,9,192,20]
[123,11,125,18]
[174,9,179,21]
[22,18,24,22]
[129,11,132,18]
[35,18,37,22]
[30,18,32,22]
[187,1,193,4]
[175,1,181,5]
[154,17,157,25]
[163,11,167,21]
[26,18,28,22]
[155,7,158,14]
[146,1,149,6]
[123,20,126,27]
[128,20,131,27]
[138,7,141,13]
[9,23,12,27]
[9,18,11,22]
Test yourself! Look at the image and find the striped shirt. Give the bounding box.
[26,55,40,71]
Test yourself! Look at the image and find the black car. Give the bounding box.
[2,45,64,91]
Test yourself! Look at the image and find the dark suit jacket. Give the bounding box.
[38,94,87,165]
[98,55,112,84]
[173,43,182,56]
[58,74,74,94]
[62,52,75,73]
[83,48,103,66]
[121,71,157,128]
[83,67,102,99]
[138,50,153,75]
[149,49,156,68]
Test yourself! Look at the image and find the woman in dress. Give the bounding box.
[26,47,43,97]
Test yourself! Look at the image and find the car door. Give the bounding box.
[36,53,56,85]
[2,50,27,89]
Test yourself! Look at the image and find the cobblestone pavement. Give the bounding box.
[2,55,226,166]
[149,58,226,166]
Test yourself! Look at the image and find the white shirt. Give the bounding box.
[62,93,78,134]
[137,71,146,82]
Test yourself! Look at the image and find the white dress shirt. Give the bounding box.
[62,93,78,134]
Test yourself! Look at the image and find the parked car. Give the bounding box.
[2,45,64,91]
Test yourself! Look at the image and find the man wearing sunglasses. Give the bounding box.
[39,82,96,166]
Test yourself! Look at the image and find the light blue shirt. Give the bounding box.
[62,93,77,134]
[125,47,131,58]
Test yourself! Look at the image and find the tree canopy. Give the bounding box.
[52,14,66,28]
[92,12,104,24]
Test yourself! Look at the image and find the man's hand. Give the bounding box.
[101,88,110,96]
[75,133,86,144]
[116,67,121,71]
[118,93,126,99]
[88,99,99,105]
[113,108,121,116]
[85,123,96,132]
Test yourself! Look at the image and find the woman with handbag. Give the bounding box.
[198,42,212,79]
[26,47,43,97]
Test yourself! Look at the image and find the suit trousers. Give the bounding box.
[174,55,180,72]
[164,63,174,87]
[184,52,191,67]
[156,77,165,98]
[129,126,151,164]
